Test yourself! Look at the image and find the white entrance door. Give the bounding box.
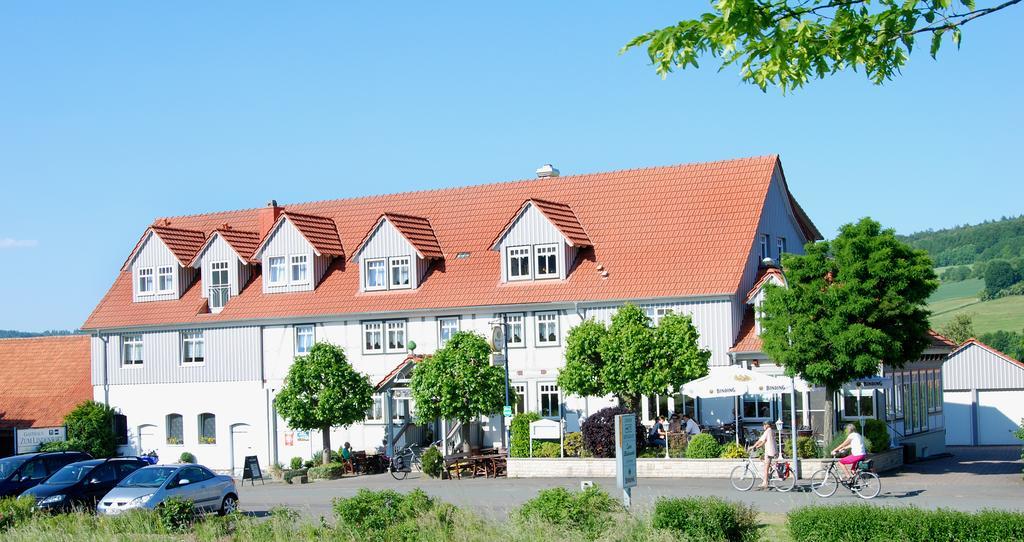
[978,391,1024,445]
[138,425,157,455]
[230,424,254,477]
[943,391,974,446]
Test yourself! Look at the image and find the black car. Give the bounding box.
[21,457,148,512]
[0,451,92,498]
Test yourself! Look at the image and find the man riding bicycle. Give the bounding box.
[831,423,867,479]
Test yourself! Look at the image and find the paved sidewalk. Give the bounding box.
[238,446,1023,520]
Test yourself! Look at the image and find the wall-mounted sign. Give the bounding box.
[284,432,295,446]
[15,426,66,454]
[296,430,309,442]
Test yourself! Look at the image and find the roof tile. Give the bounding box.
[0,336,92,429]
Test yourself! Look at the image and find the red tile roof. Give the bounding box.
[927,330,957,349]
[492,199,592,249]
[744,267,786,303]
[253,211,344,258]
[375,355,426,390]
[189,228,261,265]
[952,338,1024,368]
[354,214,444,260]
[729,307,762,353]
[84,155,814,330]
[122,225,207,271]
[0,336,92,429]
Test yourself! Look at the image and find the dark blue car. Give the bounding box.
[21,458,147,512]
[0,451,92,498]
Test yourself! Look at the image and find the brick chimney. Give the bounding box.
[257,200,283,238]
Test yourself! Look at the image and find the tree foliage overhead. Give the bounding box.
[558,305,712,410]
[409,331,506,425]
[622,0,1021,92]
[275,342,374,461]
[761,217,938,390]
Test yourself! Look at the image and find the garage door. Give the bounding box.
[978,391,1024,445]
[944,391,974,446]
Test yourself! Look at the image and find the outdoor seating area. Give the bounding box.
[443,448,508,479]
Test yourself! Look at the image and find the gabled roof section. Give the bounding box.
[0,336,92,429]
[353,213,444,260]
[490,198,592,249]
[952,338,1024,368]
[729,306,762,354]
[121,225,207,271]
[190,228,261,266]
[774,158,823,242]
[745,267,787,303]
[375,355,426,390]
[253,211,344,259]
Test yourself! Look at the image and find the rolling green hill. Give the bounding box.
[900,215,1024,267]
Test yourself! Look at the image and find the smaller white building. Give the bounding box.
[943,339,1024,446]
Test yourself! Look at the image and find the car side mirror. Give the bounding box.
[19,476,31,483]
[177,479,190,487]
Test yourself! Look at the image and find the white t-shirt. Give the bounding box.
[684,419,700,435]
[849,432,867,456]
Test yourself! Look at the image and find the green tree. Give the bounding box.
[984,259,1019,294]
[939,313,975,345]
[59,400,118,458]
[622,0,1020,92]
[978,330,1024,361]
[275,343,374,465]
[410,332,506,453]
[558,305,712,411]
[761,218,937,442]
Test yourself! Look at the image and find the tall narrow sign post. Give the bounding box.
[614,414,637,508]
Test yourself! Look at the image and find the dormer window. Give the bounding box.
[389,257,411,289]
[535,244,558,279]
[508,246,532,280]
[137,268,154,295]
[268,257,286,285]
[208,261,230,312]
[157,266,174,293]
[290,255,309,283]
[365,259,386,291]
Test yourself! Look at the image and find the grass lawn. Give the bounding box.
[930,295,1024,335]
[929,278,984,303]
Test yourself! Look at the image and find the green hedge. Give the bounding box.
[863,419,890,453]
[684,433,722,458]
[653,497,760,542]
[308,463,346,480]
[0,497,36,531]
[421,446,443,478]
[333,489,435,533]
[515,486,621,540]
[510,412,541,457]
[788,505,1024,542]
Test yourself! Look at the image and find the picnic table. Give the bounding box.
[443,450,507,479]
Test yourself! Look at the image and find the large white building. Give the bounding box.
[84,156,832,473]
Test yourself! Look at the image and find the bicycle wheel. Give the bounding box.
[853,471,880,499]
[390,466,408,480]
[771,465,796,493]
[730,464,756,491]
[810,468,839,497]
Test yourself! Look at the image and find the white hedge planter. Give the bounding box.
[507,447,903,479]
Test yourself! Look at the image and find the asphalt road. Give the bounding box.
[237,446,1023,520]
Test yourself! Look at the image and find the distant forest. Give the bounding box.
[900,215,1024,267]
[0,329,79,339]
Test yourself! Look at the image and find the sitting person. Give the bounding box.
[681,413,701,436]
[341,442,356,474]
[668,413,682,433]
[831,423,868,480]
[648,416,667,446]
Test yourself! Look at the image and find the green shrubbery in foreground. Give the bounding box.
[4,489,1024,541]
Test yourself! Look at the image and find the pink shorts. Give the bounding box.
[839,454,866,466]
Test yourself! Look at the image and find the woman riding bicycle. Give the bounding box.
[831,423,867,479]
[750,421,778,490]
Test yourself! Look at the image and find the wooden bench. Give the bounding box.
[443,452,472,479]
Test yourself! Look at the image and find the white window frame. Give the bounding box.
[363,321,384,354]
[759,234,770,261]
[539,383,561,418]
[122,335,144,366]
[295,325,315,355]
[289,254,309,284]
[536,312,560,346]
[534,243,559,279]
[507,245,532,281]
[389,256,412,290]
[364,258,387,291]
[504,313,525,348]
[137,267,154,296]
[156,266,174,293]
[841,389,875,420]
[267,256,286,285]
[777,237,787,258]
[197,412,216,445]
[742,394,772,421]
[438,317,459,347]
[365,395,385,424]
[512,382,528,415]
[385,320,407,353]
[182,331,205,365]
[208,260,230,312]
[645,307,673,326]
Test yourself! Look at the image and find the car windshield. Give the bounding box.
[0,457,27,479]
[43,463,94,485]
[118,467,176,488]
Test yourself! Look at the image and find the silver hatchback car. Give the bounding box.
[96,464,238,516]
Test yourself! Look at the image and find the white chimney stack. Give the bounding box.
[536,164,559,178]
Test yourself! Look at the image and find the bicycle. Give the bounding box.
[730,450,796,492]
[809,456,880,499]
[388,441,441,480]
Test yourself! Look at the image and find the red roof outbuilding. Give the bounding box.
[0,336,92,429]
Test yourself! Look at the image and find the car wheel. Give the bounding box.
[218,494,238,516]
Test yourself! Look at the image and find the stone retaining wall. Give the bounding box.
[507,446,903,479]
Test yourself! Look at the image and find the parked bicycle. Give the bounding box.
[809,456,880,499]
[730,450,796,492]
[388,440,441,480]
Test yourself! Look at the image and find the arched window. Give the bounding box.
[198,413,216,444]
[166,414,183,445]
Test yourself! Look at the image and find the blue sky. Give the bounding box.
[1,2,1021,330]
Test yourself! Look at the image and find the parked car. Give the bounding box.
[0,451,93,498]
[20,457,148,512]
[96,464,237,516]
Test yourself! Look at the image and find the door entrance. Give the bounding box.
[138,425,157,455]
[230,424,254,477]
